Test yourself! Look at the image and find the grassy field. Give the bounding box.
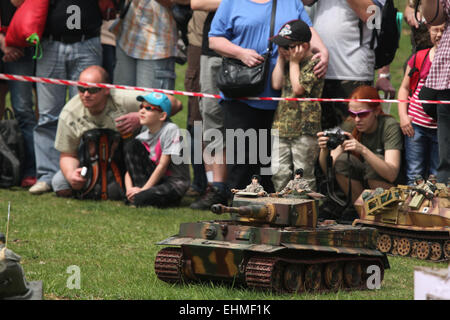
[1,0,448,301]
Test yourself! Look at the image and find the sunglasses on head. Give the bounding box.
[348,109,373,119]
[77,86,102,94]
[140,103,163,112]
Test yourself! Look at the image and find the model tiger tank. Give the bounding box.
[353,183,450,262]
[155,195,389,294]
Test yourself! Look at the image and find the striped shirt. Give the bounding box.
[425,0,450,90]
[113,0,178,60]
[409,79,438,128]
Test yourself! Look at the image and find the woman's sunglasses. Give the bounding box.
[77,86,102,94]
[348,109,373,119]
[140,103,162,112]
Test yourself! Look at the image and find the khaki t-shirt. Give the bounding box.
[361,116,403,156]
[55,89,140,154]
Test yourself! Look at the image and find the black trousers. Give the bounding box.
[221,100,275,193]
[419,88,450,184]
[124,139,182,207]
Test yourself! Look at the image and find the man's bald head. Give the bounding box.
[79,65,110,84]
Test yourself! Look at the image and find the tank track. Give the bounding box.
[155,247,386,294]
[243,255,386,294]
[154,247,185,283]
[356,225,450,262]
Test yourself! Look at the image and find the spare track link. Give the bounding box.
[154,247,184,283]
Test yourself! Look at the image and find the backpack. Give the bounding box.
[360,0,400,69]
[76,129,126,200]
[408,48,431,95]
[0,109,25,188]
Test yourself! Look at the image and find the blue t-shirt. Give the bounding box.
[209,0,312,110]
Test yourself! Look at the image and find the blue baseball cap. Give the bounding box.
[137,92,172,117]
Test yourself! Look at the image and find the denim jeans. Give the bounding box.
[404,123,439,185]
[1,47,36,177]
[34,37,102,185]
[114,44,176,89]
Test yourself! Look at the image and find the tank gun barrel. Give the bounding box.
[211,204,277,223]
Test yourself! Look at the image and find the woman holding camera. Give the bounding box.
[317,86,403,204]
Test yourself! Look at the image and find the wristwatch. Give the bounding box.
[379,73,391,80]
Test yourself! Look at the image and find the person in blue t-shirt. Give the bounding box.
[208,0,328,194]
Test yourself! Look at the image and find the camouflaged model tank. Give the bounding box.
[353,184,450,262]
[155,195,389,293]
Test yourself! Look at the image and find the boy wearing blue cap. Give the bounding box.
[124,92,190,207]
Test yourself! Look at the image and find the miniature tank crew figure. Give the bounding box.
[276,168,311,197]
[231,175,268,197]
[412,174,435,201]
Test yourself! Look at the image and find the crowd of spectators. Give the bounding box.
[0,0,448,219]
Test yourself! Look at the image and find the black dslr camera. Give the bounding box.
[323,127,347,150]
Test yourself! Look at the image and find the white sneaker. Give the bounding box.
[29,181,51,195]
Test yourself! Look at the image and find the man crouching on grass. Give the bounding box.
[124,92,190,207]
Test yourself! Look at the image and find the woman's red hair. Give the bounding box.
[349,86,391,158]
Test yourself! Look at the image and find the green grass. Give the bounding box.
[0,188,446,300]
[2,0,447,301]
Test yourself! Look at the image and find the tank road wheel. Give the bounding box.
[391,237,399,255]
[304,264,322,291]
[154,247,184,283]
[444,240,450,259]
[416,241,431,260]
[343,261,363,288]
[397,238,412,257]
[283,264,304,293]
[430,242,443,261]
[377,234,392,253]
[245,257,283,292]
[411,241,419,258]
[324,262,343,291]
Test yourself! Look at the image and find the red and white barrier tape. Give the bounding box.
[1,73,450,105]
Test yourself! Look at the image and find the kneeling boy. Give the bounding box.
[124,92,190,207]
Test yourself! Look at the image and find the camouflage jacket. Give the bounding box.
[239,183,267,196]
[271,56,323,138]
[278,177,311,195]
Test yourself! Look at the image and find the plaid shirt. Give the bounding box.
[113,0,178,60]
[425,0,450,90]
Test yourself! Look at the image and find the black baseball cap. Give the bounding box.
[270,19,312,47]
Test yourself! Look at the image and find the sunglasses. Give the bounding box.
[348,109,373,119]
[77,86,102,94]
[140,103,163,112]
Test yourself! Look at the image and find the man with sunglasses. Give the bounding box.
[51,65,182,197]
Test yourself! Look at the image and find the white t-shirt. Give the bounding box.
[312,0,385,81]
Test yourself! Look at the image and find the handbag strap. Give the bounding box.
[267,0,277,55]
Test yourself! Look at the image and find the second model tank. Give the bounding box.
[353,184,450,261]
[155,195,389,294]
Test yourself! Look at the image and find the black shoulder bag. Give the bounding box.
[216,0,277,98]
